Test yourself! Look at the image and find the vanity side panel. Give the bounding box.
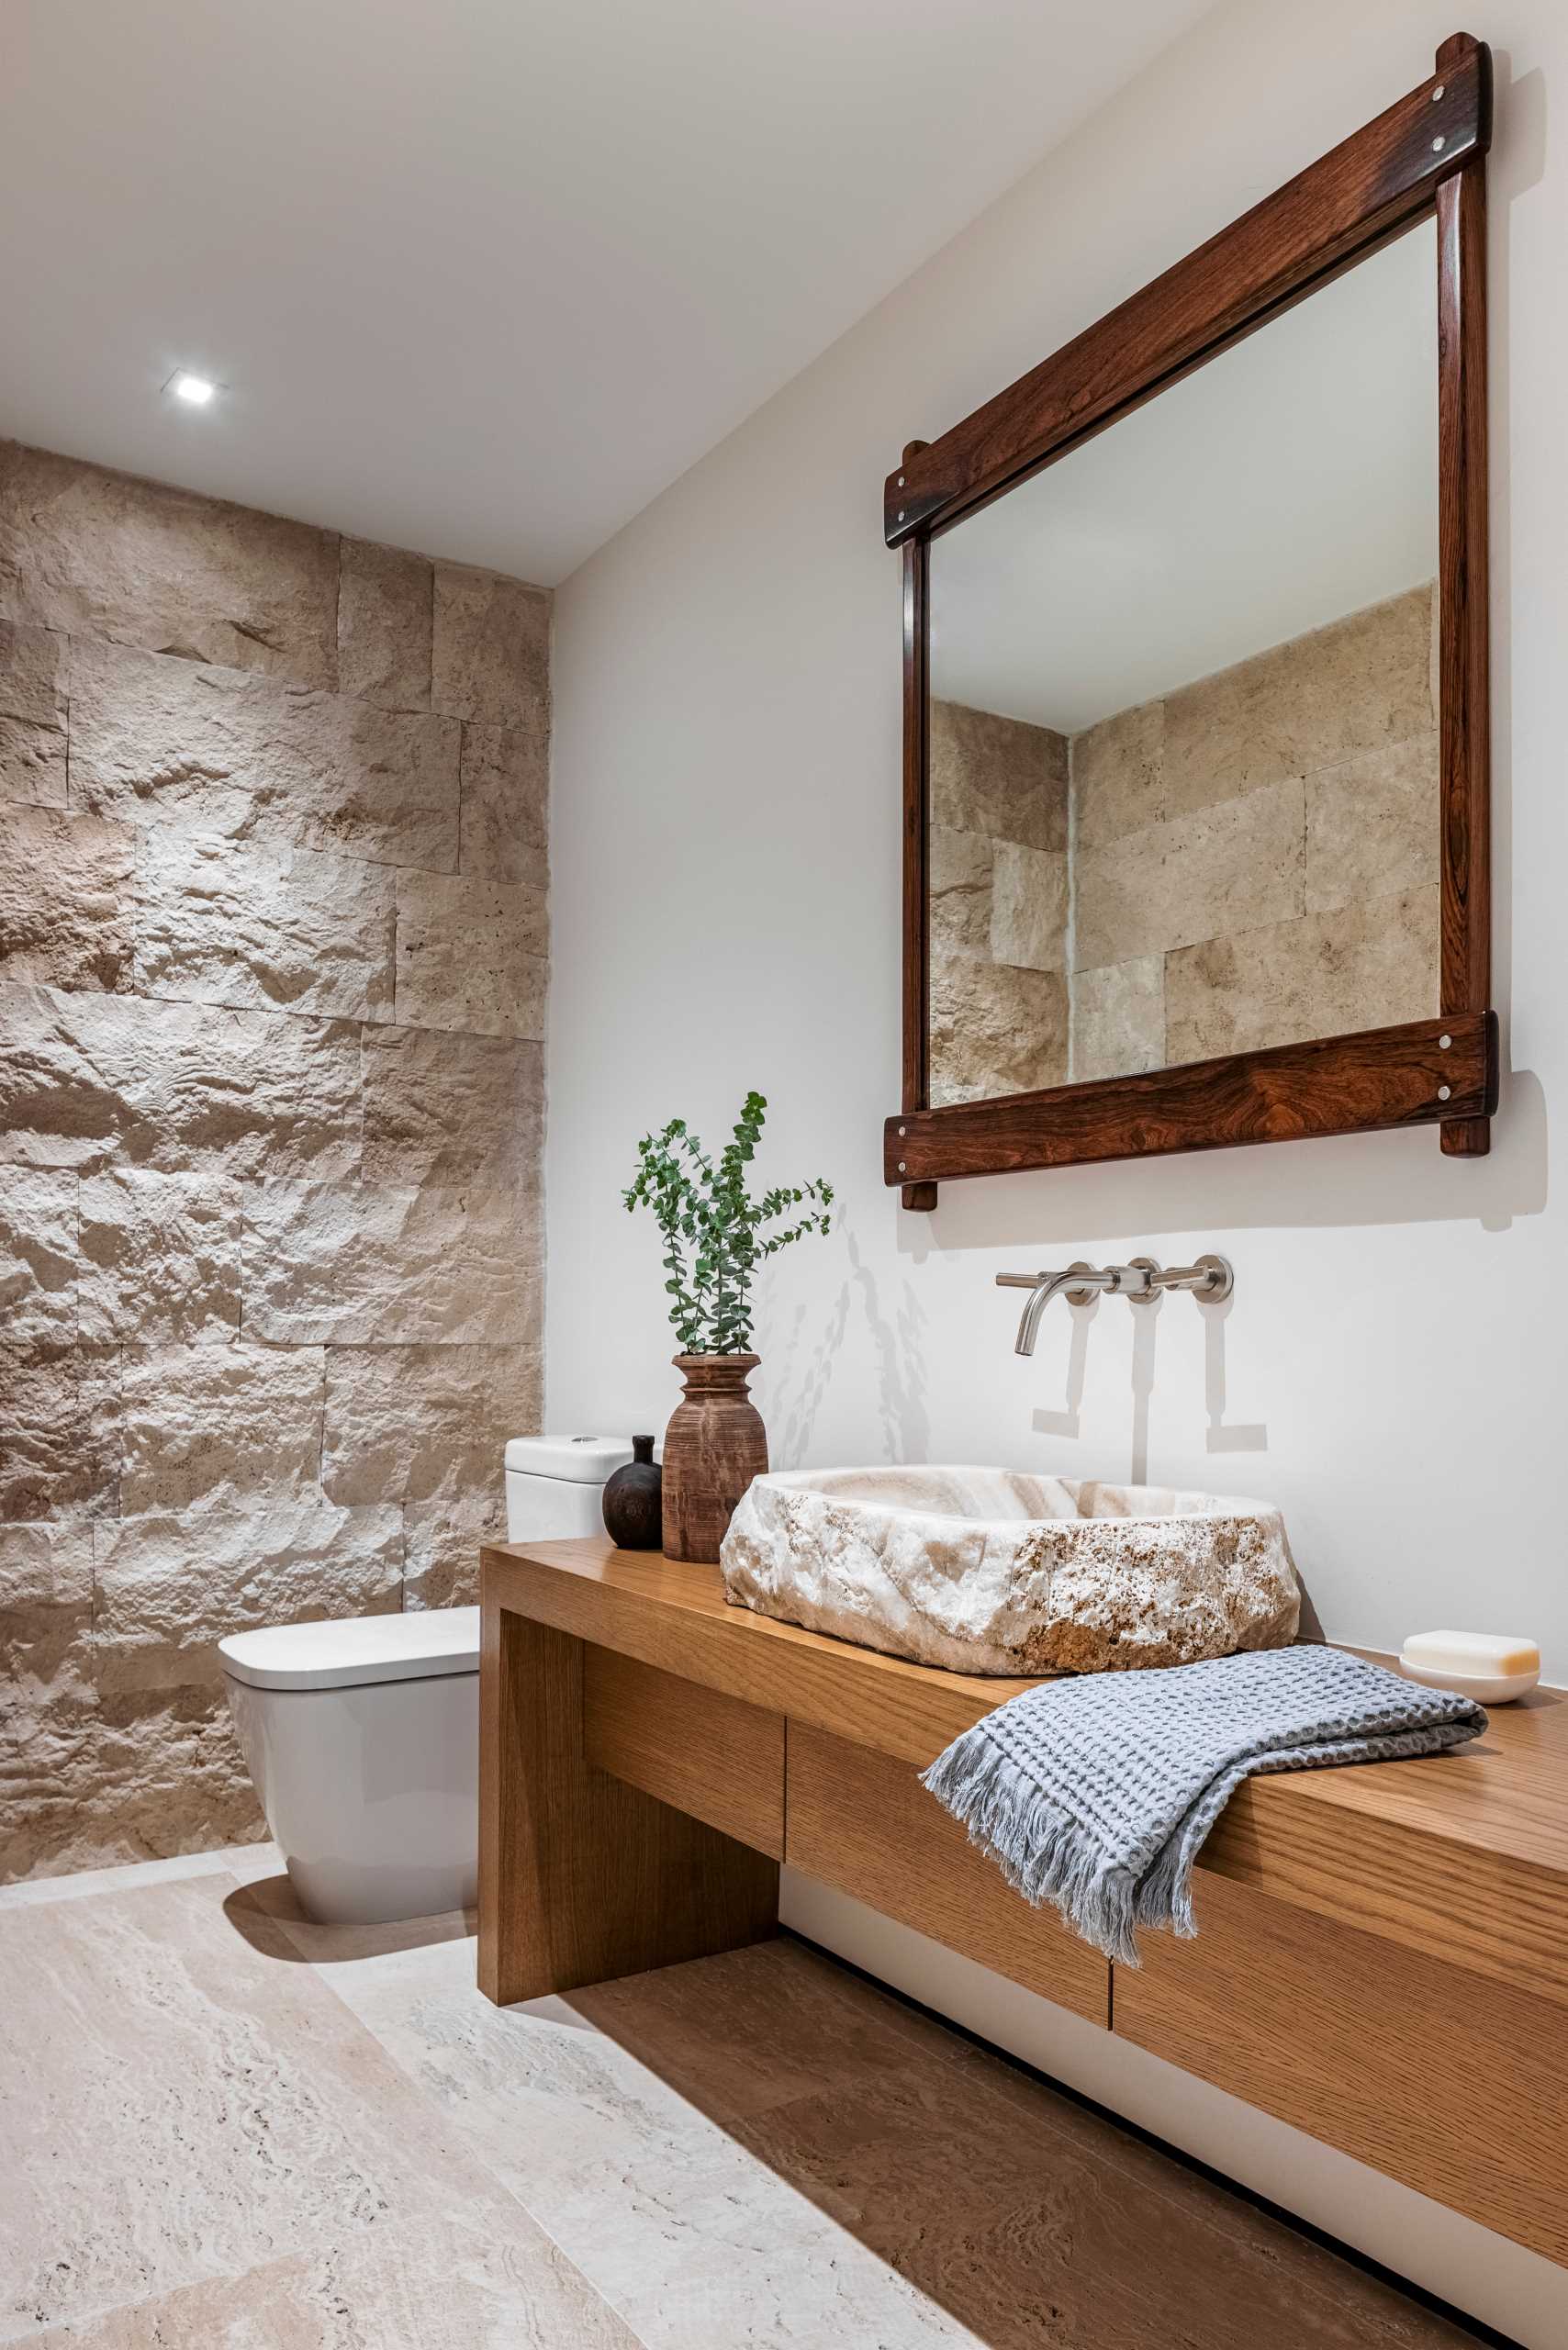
[478,1603,778,2005]
[787,1722,1110,2027]
[1113,1867,1568,2263]
[583,1644,786,1859]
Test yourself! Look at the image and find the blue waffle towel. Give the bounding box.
[921,1645,1485,1964]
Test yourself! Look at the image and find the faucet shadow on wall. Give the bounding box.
[1031,1288,1267,1471]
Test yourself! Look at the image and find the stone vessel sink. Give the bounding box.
[721,1466,1299,1676]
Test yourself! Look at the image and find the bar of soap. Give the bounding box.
[1399,1628,1540,1703]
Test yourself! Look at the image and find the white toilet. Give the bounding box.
[219,1436,636,1924]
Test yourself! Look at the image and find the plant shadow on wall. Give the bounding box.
[772,1229,932,1470]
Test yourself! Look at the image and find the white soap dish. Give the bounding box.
[1398,1629,1540,1707]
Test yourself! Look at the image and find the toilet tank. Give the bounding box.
[504,1434,636,1540]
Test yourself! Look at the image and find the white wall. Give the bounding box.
[549,0,1562,1675]
[546,4,1563,2329]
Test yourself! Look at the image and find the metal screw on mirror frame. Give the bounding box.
[898,1161,907,1173]
[1432,135,1446,151]
[1439,1085,1451,1102]
[897,475,905,487]
[1431,83,1445,100]
[1439,1034,1451,1049]
[897,509,905,521]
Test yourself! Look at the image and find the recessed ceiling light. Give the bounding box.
[166,371,218,407]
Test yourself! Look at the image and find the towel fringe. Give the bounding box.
[920,1740,1145,1966]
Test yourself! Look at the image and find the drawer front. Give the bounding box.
[1114,1868,1568,2263]
[583,1644,786,1859]
[786,1723,1110,2026]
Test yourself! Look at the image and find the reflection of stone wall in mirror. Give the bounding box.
[927,583,1438,1104]
[923,218,1439,1109]
[928,702,1069,1105]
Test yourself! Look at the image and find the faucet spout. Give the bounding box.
[994,1262,1108,1356]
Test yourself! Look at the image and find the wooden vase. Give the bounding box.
[662,1353,767,1564]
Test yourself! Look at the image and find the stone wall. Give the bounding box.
[0,441,548,1879]
[928,584,1438,1102]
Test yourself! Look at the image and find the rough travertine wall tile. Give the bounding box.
[83,1687,265,1866]
[78,1169,241,1346]
[404,1492,508,1610]
[1161,584,1433,819]
[1305,734,1439,917]
[0,716,67,808]
[338,536,432,711]
[1073,778,1305,972]
[361,1024,543,1188]
[927,826,993,959]
[136,832,396,1022]
[69,640,461,872]
[0,446,550,1882]
[930,700,1068,851]
[0,983,361,1178]
[322,1343,540,1505]
[0,1521,93,1679]
[0,440,339,687]
[1165,891,1437,1063]
[1071,957,1167,1081]
[0,805,138,990]
[458,720,548,883]
[929,948,1068,1106]
[0,617,68,728]
[0,1169,78,1354]
[1072,701,1165,852]
[0,1523,96,1880]
[92,1502,401,1693]
[991,842,1067,972]
[243,1183,537,1345]
[431,561,550,728]
[118,1343,325,1518]
[394,867,547,1038]
[0,1349,120,1522]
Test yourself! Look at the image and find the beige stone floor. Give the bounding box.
[0,1846,1487,2349]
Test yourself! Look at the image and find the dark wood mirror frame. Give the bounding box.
[884,34,1495,1209]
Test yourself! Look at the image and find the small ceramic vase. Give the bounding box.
[601,1434,663,1550]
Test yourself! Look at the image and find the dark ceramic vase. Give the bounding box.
[601,1434,663,1550]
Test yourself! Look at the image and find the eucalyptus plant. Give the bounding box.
[624,1091,834,1355]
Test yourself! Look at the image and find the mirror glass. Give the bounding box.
[925,221,1439,1108]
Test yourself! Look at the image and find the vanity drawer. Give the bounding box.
[786,1722,1110,2026]
[583,1644,786,1859]
[1114,1868,1568,2263]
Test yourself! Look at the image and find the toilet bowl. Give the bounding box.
[220,1609,480,1925]
[221,1435,637,1924]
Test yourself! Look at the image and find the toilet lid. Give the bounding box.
[218,1606,479,1692]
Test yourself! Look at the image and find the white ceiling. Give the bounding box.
[929,223,1439,735]
[0,0,1215,587]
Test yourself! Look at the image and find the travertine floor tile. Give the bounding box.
[0,1872,630,2346]
[4,1854,1488,2350]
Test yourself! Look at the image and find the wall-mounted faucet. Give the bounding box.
[995,1255,1233,1356]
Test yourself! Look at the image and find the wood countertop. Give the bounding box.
[482,1535,1568,2011]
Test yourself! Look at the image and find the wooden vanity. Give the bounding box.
[478,1534,1568,2266]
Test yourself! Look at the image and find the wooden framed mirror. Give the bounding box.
[884,34,1495,1208]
